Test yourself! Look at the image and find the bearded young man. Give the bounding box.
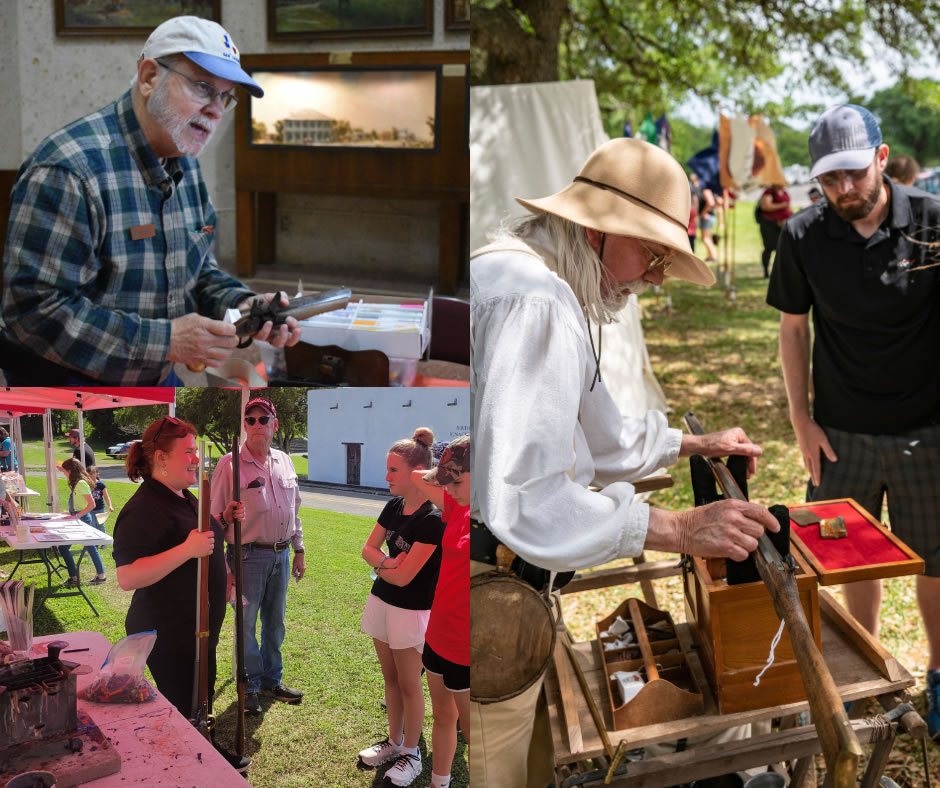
[0,16,301,385]
[470,137,782,788]
[768,104,940,741]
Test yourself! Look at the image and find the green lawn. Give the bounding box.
[1,476,467,787]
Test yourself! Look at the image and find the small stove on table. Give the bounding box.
[0,641,121,786]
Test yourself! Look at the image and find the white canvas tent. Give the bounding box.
[470,80,668,418]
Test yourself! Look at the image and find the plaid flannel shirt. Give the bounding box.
[0,89,254,384]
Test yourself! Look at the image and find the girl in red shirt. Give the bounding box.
[412,434,470,788]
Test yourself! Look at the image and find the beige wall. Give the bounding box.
[0,0,468,271]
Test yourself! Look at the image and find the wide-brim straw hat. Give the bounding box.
[516,138,715,287]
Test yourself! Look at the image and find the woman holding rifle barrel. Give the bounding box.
[112,416,249,773]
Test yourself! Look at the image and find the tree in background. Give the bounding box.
[471,1,939,139]
[865,78,940,167]
[112,405,174,439]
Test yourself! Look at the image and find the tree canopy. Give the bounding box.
[864,78,940,167]
[471,1,940,136]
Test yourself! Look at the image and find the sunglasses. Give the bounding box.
[245,416,272,426]
[152,415,183,444]
[640,242,674,276]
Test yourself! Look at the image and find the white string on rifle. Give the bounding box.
[753,618,786,687]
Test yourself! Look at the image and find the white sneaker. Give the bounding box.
[358,737,401,766]
[385,752,422,786]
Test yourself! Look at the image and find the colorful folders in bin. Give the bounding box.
[786,497,924,585]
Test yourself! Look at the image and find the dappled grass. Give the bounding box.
[562,204,937,783]
[2,478,466,787]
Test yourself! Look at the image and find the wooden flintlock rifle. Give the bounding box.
[231,434,248,757]
[683,412,863,786]
[191,441,213,740]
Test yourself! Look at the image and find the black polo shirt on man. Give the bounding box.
[767,179,940,435]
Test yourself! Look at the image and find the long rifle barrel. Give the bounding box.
[191,441,212,738]
[682,411,862,786]
[232,434,247,756]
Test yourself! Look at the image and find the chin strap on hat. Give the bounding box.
[588,232,606,392]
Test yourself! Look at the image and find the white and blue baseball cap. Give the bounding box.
[140,16,263,98]
[808,104,881,179]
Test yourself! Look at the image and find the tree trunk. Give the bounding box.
[471,0,566,85]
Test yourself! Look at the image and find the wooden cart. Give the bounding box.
[544,559,926,787]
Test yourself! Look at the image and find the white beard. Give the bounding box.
[149,77,217,157]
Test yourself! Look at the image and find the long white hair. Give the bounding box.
[488,213,628,325]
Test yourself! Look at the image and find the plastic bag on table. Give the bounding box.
[78,631,157,703]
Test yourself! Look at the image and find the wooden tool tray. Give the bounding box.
[787,498,924,585]
[595,597,703,729]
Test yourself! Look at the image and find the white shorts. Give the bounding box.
[360,593,430,652]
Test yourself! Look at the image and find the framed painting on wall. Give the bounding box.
[445,0,469,31]
[267,0,433,40]
[55,0,221,36]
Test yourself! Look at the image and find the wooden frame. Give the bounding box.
[444,0,470,31]
[235,51,469,294]
[54,0,220,36]
[787,497,924,585]
[267,0,432,40]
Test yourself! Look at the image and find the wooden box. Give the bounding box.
[682,550,821,714]
[595,597,703,729]
[787,498,924,585]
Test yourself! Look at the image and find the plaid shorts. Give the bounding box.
[807,423,940,576]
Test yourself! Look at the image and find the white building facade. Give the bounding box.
[307,388,470,488]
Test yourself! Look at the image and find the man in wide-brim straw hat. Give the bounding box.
[470,137,782,787]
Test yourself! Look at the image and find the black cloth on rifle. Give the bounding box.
[727,505,791,585]
[471,518,574,592]
[689,453,749,506]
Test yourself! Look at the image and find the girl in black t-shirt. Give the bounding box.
[357,428,444,786]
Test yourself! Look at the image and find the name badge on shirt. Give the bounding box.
[130,224,156,241]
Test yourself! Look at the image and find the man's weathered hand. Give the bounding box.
[792,418,837,487]
[237,293,303,348]
[291,551,306,581]
[680,427,763,478]
[168,313,238,367]
[674,499,780,562]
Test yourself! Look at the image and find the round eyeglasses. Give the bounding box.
[156,60,238,113]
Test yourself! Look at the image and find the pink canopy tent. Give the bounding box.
[0,388,176,512]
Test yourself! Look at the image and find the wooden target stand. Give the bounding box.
[541,478,926,787]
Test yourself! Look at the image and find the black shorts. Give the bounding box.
[422,641,469,692]
[809,423,940,577]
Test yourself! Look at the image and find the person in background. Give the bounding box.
[411,435,471,788]
[358,428,444,787]
[113,416,249,771]
[58,458,107,586]
[210,397,306,715]
[885,154,920,186]
[768,103,940,742]
[88,465,114,526]
[68,429,96,468]
[696,176,719,261]
[0,427,16,472]
[807,186,823,203]
[756,183,792,278]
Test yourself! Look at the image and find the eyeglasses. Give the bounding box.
[245,416,272,426]
[156,60,238,113]
[641,242,674,276]
[152,415,183,444]
[816,162,873,188]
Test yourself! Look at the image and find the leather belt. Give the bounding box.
[470,519,574,592]
[251,540,291,551]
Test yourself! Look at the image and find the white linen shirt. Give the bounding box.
[470,235,681,571]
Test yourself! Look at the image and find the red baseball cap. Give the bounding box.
[244,397,276,417]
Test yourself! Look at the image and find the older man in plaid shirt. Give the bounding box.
[0,17,301,385]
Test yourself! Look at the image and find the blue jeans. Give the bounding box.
[232,545,290,694]
[59,510,105,577]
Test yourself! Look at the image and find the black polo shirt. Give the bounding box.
[767,179,940,434]
[113,477,226,638]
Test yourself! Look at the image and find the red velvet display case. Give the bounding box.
[786,498,924,585]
